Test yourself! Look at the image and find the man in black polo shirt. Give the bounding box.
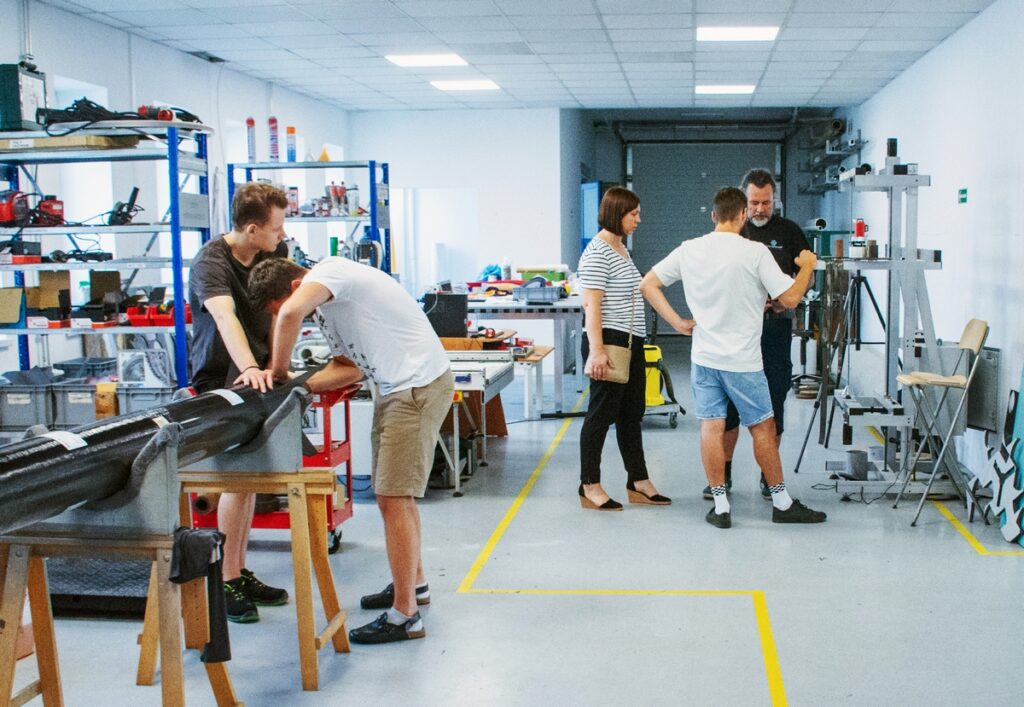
[702,168,811,500]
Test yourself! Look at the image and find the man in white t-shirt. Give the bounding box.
[247,257,454,643]
[640,187,826,529]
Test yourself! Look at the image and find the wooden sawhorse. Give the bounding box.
[0,532,240,707]
[170,469,349,691]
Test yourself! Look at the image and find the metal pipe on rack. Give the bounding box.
[0,371,315,536]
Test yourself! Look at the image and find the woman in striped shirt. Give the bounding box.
[578,186,671,511]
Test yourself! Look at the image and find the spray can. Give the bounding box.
[347,183,359,215]
[245,117,256,163]
[286,186,299,216]
[268,116,279,162]
[286,126,297,162]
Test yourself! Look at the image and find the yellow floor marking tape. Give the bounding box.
[457,390,588,593]
[455,387,788,705]
[933,500,1024,556]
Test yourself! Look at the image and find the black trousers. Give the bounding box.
[579,328,649,485]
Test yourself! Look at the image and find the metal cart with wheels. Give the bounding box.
[189,388,354,554]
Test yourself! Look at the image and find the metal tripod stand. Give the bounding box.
[792,260,886,473]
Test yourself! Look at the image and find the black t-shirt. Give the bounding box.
[742,215,810,278]
[188,236,287,392]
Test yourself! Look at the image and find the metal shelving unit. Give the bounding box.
[799,132,866,195]
[0,120,213,387]
[226,159,391,273]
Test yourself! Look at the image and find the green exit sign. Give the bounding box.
[958,188,968,204]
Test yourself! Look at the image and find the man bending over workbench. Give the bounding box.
[247,256,454,644]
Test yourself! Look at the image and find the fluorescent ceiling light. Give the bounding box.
[695,84,756,94]
[431,79,500,91]
[696,26,779,42]
[386,53,467,67]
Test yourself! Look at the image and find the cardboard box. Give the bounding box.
[0,134,140,151]
[25,271,71,320]
[0,287,25,328]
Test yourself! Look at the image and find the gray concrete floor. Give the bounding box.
[11,336,1024,705]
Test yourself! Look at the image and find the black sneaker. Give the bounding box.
[705,507,732,529]
[349,612,425,644]
[224,580,259,623]
[701,479,732,500]
[772,499,827,524]
[240,568,289,606]
[360,582,431,610]
[760,478,772,501]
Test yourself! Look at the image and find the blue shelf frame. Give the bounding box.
[0,126,211,387]
[226,160,391,273]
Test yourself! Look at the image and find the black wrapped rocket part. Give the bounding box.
[0,371,315,536]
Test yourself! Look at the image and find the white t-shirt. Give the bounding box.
[651,230,794,372]
[304,257,450,396]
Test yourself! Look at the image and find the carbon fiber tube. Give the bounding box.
[0,373,313,535]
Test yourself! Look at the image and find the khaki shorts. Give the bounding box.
[371,370,454,497]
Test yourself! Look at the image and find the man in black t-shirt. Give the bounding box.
[702,168,811,500]
[188,182,290,623]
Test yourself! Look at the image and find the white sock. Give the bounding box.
[416,582,430,600]
[769,483,793,511]
[387,607,410,623]
[711,485,730,514]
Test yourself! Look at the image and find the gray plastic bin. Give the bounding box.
[0,383,54,430]
[53,379,97,429]
[53,357,117,380]
[116,385,176,414]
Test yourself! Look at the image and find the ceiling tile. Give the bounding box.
[300,2,408,20]
[431,30,523,43]
[857,40,936,51]
[494,0,596,15]
[509,14,603,30]
[394,1,501,17]
[104,8,213,25]
[597,0,694,14]
[779,27,869,41]
[603,14,691,29]
[793,0,894,11]
[609,29,690,43]
[74,0,186,9]
[861,26,956,41]
[416,16,515,31]
[875,12,977,27]
[614,41,694,53]
[520,30,609,44]
[231,21,336,36]
[889,0,993,10]
[787,12,881,27]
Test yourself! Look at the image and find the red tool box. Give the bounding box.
[189,387,354,554]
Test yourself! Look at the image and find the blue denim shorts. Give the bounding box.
[691,363,774,427]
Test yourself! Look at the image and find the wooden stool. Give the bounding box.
[0,532,240,707]
[172,469,349,691]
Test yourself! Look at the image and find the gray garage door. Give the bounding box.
[629,142,779,331]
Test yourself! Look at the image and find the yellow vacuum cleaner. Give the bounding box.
[644,308,685,428]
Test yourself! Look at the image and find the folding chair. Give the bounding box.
[893,319,989,526]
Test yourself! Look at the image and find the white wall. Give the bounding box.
[348,107,562,294]
[1,0,349,372]
[819,0,1023,474]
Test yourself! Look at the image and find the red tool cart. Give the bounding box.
[189,388,354,554]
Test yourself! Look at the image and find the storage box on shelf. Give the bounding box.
[0,120,213,407]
